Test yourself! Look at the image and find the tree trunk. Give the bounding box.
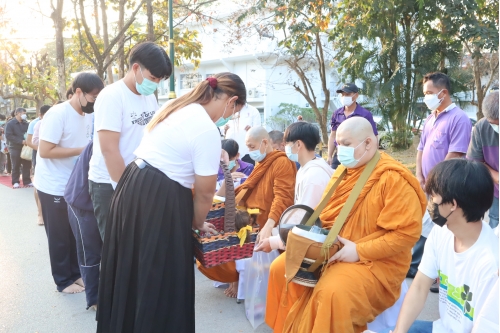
[51,0,66,100]
[94,0,100,37]
[100,0,114,84]
[474,56,484,120]
[118,0,126,79]
[147,0,155,41]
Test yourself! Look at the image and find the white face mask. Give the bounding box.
[423,89,444,111]
[340,96,354,107]
[490,123,499,133]
[20,114,27,120]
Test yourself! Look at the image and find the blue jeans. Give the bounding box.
[381,320,433,333]
[489,196,499,228]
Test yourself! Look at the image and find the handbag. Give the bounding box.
[285,151,381,287]
[20,145,33,161]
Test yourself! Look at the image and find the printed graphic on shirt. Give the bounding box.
[438,271,475,322]
[130,110,156,126]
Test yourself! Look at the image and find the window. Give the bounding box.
[180,73,202,90]
[258,108,264,124]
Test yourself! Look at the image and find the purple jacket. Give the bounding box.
[64,141,94,211]
[217,159,254,182]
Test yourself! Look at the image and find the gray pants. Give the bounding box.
[0,152,6,173]
[88,180,114,240]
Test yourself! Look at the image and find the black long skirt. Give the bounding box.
[96,161,195,333]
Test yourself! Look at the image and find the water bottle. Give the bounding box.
[309,225,322,234]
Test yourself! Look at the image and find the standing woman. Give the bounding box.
[97,72,247,332]
[35,73,104,294]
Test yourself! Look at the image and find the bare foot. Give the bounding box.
[74,278,85,288]
[224,282,238,298]
[61,283,85,294]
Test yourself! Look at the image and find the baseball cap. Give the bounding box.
[336,83,359,94]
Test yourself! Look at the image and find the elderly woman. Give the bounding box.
[216,138,254,190]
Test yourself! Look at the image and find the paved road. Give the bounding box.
[0,185,438,333]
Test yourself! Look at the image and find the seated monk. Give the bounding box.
[197,126,297,297]
[265,117,427,333]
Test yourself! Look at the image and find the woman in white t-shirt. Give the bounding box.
[96,73,247,333]
[35,73,104,294]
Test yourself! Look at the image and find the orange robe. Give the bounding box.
[265,152,426,333]
[197,150,296,283]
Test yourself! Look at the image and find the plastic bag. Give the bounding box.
[20,145,33,161]
[244,249,280,329]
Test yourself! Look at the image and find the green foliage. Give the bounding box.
[266,103,323,130]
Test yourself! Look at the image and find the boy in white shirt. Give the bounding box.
[386,159,499,333]
[88,42,171,240]
[255,121,333,252]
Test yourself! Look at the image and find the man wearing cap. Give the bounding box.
[327,83,378,169]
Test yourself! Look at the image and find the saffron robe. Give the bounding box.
[197,150,296,282]
[265,152,426,333]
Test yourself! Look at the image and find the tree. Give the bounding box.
[72,0,146,79]
[267,103,318,131]
[333,0,468,150]
[435,0,499,119]
[50,0,67,100]
[99,0,114,83]
[0,42,58,111]
[235,0,337,144]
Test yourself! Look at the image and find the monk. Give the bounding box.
[265,117,426,333]
[197,126,297,297]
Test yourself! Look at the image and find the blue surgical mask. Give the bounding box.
[215,102,234,127]
[135,66,158,96]
[249,140,267,162]
[337,139,367,168]
[0,121,4,125]
[285,143,299,162]
[490,123,499,133]
[228,159,237,170]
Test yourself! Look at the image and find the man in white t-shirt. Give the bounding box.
[88,42,171,240]
[35,73,104,294]
[222,104,261,165]
[255,121,333,252]
[386,159,499,333]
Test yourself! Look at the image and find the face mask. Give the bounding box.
[490,123,499,133]
[135,66,158,96]
[80,94,95,114]
[215,102,235,127]
[427,201,453,227]
[423,89,444,111]
[340,96,354,107]
[228,160,236,170]
[0,121,4,125]
[285,143,299,162]
[249,140,267,162]
[20,114,27,120]
[337,139,367,168]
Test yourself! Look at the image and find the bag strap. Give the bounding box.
[307,150,381,272]
[304,166,348,226]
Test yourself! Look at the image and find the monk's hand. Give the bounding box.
[254,238,272,252]
[328,236,359,263]
[231,172,247,179]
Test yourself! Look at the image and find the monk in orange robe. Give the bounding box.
[198,126,296,297]
[265,117,426,333]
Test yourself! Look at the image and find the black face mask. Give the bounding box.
[427,201,453,227]
[80,94,95,114]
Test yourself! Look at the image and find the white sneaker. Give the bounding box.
[25,183,33,187]
[13,183,19,189]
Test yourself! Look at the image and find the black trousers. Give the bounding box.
[38,190,81,291]
[241,154,255,166]
[331,152,341,169]
[68,205,102,308]
[9,147,31,185]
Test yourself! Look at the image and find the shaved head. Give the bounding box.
[336,117,378,168]
[246,126,273,155]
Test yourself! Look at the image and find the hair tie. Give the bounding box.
[206,77,218,89]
